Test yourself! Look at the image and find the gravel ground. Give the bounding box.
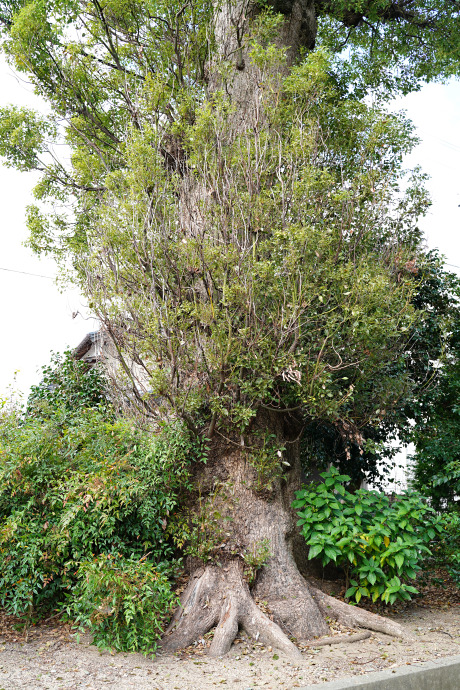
[0,604,458,689]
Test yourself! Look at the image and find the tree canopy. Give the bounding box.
[0,0,443,449]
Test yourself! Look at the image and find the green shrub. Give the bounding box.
[64,554,178,654]
[430,511,460,587]
[0,406,194,609]
[293,466,443,604]
[444,513,460,586]
[411,454,460,587]
[0,351,204,650]
[26,349,111,418]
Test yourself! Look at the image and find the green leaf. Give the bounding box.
[324,546,338,561]
[308,544,323,560]
[395,553,404,570]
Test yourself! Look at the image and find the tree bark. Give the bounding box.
[161,0,409,657]
[161,417,408,656]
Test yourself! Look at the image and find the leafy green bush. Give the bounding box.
[410,419,460,588]
[293,466,443,604]
[26,349,111,417]
[409,311,460,512]
[64,554,178,654]
[442,513,460,586]
[428,511,460,587]
[0,351,204,651]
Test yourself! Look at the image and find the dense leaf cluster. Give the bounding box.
[0,353,202,652]
[64,553,178,654]
[0,0,453,454]
[410,314,460,510]
[294,466,443,604]
[301,252,460,486]
[406,270,460,592]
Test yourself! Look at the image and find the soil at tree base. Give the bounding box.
[0,571,457,689]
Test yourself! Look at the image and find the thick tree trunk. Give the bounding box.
[161,419,408,656]
[162,0,409,657]
[212,0,317,98]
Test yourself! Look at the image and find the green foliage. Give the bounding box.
[316,0,460,95]
[0,0,448,455]
[242,539,271,584]
[293,467,442,604]
[419,510,460,592]
[436,512,460,588]
[172,480,234,563]
[246,434,286,492]
[0,353,203,651]
[299,253,460,489]
[0,405,193,610]
[27,348,110,417]
[409,269,460,510]
[64,554,178,654]
[56,49,428,445]
[404,259,460,589]
[0,105,55,171]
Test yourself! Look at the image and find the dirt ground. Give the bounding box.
[0,571,458,689]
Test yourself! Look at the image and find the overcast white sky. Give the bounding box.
[394,81,460,268]
[0,57,459,398]
[0,56,97,398]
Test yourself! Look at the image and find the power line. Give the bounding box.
[0,266,54,280]
[416,127,460,153]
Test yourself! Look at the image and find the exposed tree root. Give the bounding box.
[253,579,408,645]
[161,561,301,658]
[161,561,410,659]
[309,586,411,640]
[252,548,408,643]
[160,423,410,658]
[303,631,371,648]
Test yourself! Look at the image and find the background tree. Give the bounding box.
[1,0,460,657]
[409,264,460,511]
[305,252,460,489]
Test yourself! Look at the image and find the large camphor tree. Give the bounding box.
[1,0,460,657]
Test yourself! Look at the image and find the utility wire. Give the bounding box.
[0,266,54,280]
[416,128,460,153]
